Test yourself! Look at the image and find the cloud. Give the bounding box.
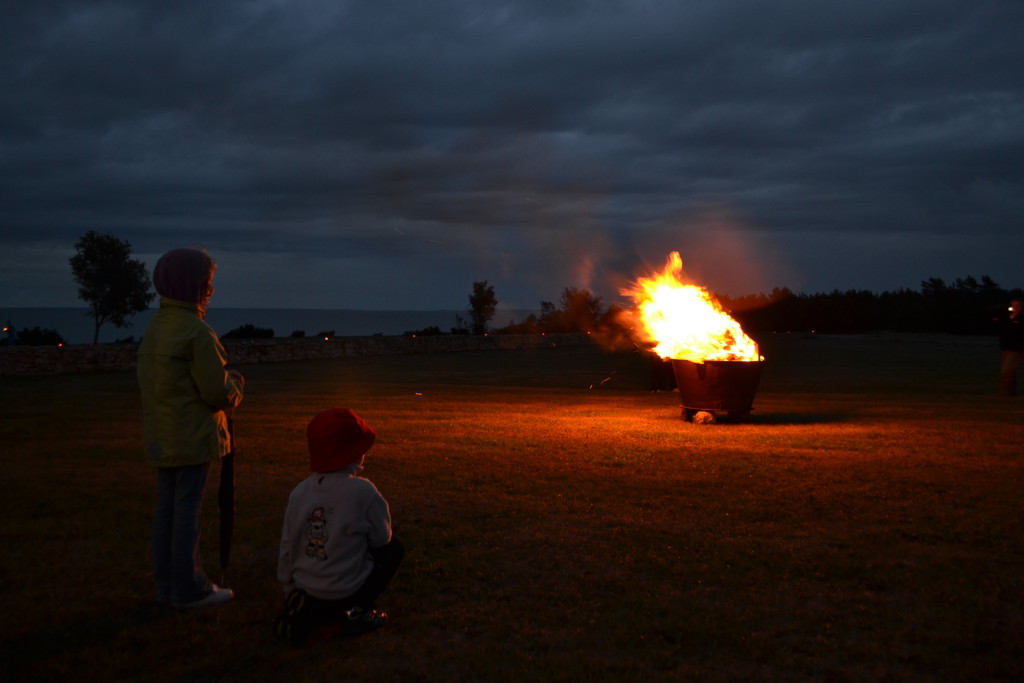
[2,0,1022,308]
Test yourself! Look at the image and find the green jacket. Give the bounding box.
[137,298,244,467]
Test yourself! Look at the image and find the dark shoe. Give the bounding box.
[274,589,313,645]
[342,606,388,635]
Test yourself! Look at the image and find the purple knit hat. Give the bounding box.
[153,248,216,304]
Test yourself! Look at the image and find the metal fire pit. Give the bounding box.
[670,358,765,423]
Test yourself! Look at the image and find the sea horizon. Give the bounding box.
[0,306,541,346]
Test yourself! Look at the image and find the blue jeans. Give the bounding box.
[153,462,213,603]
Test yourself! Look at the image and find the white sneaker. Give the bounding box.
[173,584,234,608]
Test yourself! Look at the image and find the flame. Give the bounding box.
[624,251,761,363]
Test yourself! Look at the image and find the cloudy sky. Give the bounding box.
[2,0,1022,311]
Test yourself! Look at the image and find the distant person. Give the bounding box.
[274,408,404,645]
[137,247,245,607]
[998,299,1023,396]
[3,320,14,346]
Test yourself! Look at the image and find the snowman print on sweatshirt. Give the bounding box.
[305,506,329,560]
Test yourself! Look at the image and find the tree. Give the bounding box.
[463,280,498,335]
[557,287,608,332]
[534,287,608,333]
[69,231,154,344]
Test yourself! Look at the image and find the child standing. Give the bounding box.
[138,246,244,607]
[275,408,404,644]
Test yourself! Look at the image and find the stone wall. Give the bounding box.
[0,333,594,376]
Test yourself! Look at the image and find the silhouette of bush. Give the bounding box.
[17,326,66,346]
[404,325,444,337]
[222,324,274,339]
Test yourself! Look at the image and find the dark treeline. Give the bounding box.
[721,276,1023,335]
[488,275,1022,340]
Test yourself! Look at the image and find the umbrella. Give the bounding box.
[218,415,236,584]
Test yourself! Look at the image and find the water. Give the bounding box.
[0,307,539,345]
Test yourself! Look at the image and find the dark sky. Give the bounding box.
[2,0,1022,310]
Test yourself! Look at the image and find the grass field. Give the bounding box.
[1,332,1021,682]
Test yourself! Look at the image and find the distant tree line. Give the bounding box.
[721,276,1023,336]
[14,229,1019,346]
[459,275,1023,342]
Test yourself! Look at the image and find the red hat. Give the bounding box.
[307,408,377,473]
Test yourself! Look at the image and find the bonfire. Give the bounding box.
[623,251,761,363]
[623,251,764,422]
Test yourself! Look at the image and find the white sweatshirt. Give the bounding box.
[277,470,392,600]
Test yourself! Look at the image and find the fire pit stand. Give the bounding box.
[670,358,765,423]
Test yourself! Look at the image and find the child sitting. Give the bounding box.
[274,408,404,645]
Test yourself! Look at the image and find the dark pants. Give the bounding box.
[153,462,213,603]
[307,538,405,623]
[1001,350,1021,396]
